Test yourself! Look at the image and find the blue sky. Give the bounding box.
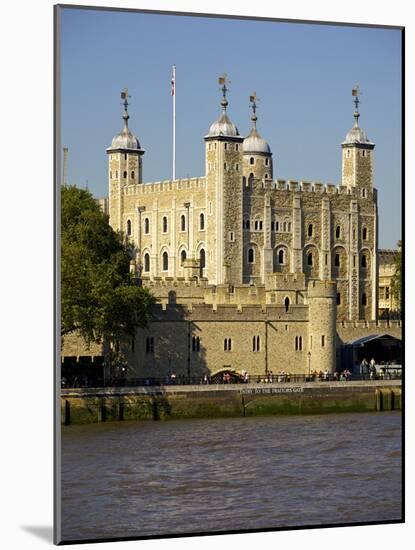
[60,7,402,248]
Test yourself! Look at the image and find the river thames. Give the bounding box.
[60,411,402,541]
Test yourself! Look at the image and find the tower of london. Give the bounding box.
[63,78,398,381]
[97,78,381,378]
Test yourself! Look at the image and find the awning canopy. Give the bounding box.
[345,333,401,347]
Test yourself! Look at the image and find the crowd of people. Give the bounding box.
[61,357,400,388]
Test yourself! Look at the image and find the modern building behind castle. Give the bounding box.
[63,80,402,381]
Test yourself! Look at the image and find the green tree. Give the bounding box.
[391,240,402,307]
[61,185,156,344]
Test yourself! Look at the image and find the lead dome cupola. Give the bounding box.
[206,75,240,138]
[342,87,374,146]
[107,89,144,152]
[243,93,271,155]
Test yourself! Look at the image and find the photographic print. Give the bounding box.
[55,4,403,544]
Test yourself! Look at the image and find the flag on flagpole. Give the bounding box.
[171,66,175,96]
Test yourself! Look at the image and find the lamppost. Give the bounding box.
[307,351,311,381]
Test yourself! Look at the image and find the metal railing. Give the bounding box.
[61,370,401,389]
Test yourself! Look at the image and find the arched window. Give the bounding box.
[337,292,341,305]
[126,219,132,236]
[144,218,150,234]
[283,222,287,232]
[192,336,201,352]
[278,249,284,264]
[362,293,367,306]
[162,251,168,271]
[362,227,368,240]
[264,174,269,179]
[246,219,250,230]
[200,213,205,230]
[271,221,275,231]
[124,153,127,160]
[181,250,187,264]
[199,249,206,270]
[181,214,186,231]
[144,253,150,272]
[265,158,269,166]
[361,254,367,268]
[248,248,255,263]
[307,252,313,266]
[287,222,291,232]
[249,172,254,179]
[123,171,127,179]
[162,216,168,233]
[275,221,279,231]
[284,297,290,312]
[336,226,341,239]
[131,171,135,179]
[250,157,254,165]
[224,338,232,351]
[168,290,176,304]
[308,224,313,237]
[334,254,340,267]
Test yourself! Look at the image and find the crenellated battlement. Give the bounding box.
[151,301,310,321]
[123,176,206,196]
[271,179,354,195]
[307,279,337,298]
[265,272,306,291]
[337,319,401,330]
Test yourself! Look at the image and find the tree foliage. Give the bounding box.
[391,240,402,306]
[61,185,156,343]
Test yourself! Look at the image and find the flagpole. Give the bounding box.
[172,65,176,181]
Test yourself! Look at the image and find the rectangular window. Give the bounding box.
[229,231,235,242]
[385,287,390,300]
[146,336,154,354]
[321,335,325,348]
[325,254,328,265]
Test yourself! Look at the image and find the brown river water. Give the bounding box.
[60,411,402,542]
